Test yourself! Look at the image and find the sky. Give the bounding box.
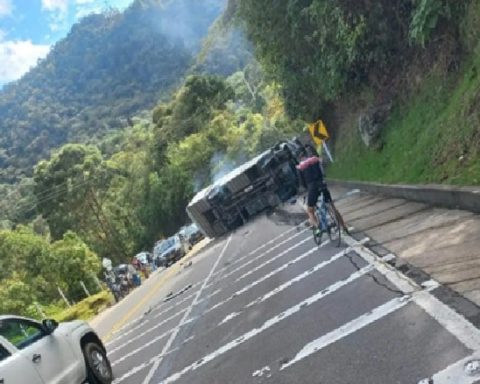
[0,0,134,87]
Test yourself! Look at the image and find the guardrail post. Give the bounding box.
[80,280,91,297]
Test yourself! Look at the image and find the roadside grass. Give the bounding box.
[48,291,114,322]
[329,49,480,186]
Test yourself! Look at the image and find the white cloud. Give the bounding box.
[75,5,102,20]
[0,0,12,17]
[41,0,68,13]
[75,0,95,4]
[41,0,69,32]
[0,40,50,85]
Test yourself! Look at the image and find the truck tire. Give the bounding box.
[83,342,113,384]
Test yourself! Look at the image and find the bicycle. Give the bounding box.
[312,190,342,247]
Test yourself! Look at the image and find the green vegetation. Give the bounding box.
[236,0,478,186]
[0,0,224,183]
[0,227,101,318]
[0,16,301,317]
[328,60,480,185]
[53,291,113,322]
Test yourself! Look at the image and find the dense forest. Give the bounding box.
[0,0,225,183]
[0,1,301,316]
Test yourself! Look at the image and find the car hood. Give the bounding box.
[55,320,89,337]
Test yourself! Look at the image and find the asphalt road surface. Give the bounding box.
[105,211,480,384]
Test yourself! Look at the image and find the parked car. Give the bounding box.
[153,235,188,267]
[179,223,205,246]
[0,315,112,384]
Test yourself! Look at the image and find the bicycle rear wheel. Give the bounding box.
[326,204,341,247]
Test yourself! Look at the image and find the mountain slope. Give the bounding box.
[0,0,225,183]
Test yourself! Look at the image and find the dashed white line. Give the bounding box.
[232,235,311,283]
[112,327,174,367]
[109,307,188,356]
[140,234,233,384]
[110,241,334,370]
[159,266,373,383]
[212,228,309,281]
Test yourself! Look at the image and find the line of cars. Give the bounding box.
[152,223,204,268]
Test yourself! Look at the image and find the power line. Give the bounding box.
[12,171,114,219]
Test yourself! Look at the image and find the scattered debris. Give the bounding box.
[465,359,480,376]
[252,366,271,378]
[163,284,193,302]
[143,306,152,316]
[418,379,433,384]
[278,357,290,367]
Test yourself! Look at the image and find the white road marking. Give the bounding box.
[107,281,205,347]
[140,234,233,384]
[419,354,480,384]
[344,234,480,382]
[413,290,480,350]
[111,241,335,372]
[107,289,199,348]
[280,295,412,370]
[245,245,346,309]
[345,234,480,351]
[232,235,312,284]
[219,312,240,326]
[112,327,174,366]
[109,307,188,355]
[344,236,418,293]
[159,266,372,383]
[245,222,306,257]
[193,240,331,322]
[212,227,309,280]
[218,242,341,326]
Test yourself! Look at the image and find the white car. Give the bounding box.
[0,315,113,384]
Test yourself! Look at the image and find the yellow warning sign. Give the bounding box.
[308,120,329,145]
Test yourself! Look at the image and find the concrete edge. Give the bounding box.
[328,179,480,214]
[355,231,480,328]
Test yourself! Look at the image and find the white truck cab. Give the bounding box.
[0,315,112,384]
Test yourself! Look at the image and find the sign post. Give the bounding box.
[308,120,334,162]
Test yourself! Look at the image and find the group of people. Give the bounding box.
[102,255,154,302]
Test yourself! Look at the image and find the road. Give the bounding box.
[101,205,480,384]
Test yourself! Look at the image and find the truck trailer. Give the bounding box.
[186,138,305,238]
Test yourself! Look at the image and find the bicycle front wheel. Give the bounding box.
[326,204,341,247]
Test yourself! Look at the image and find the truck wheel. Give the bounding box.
[83,342,113,384]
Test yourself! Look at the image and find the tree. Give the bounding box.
[33,143,128,259]
[234,0,415,120]
[152,75,234,163]
[48,232,101,301]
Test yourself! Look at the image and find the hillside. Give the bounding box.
[235,0,480,186]
[0,0,225,183]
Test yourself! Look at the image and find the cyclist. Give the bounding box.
[296,145,348,236]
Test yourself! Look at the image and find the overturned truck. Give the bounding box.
[186,139,305,238]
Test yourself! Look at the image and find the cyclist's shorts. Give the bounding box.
[307,183,332,207]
